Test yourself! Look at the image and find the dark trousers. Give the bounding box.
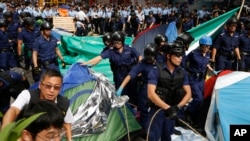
[146,107,175,141]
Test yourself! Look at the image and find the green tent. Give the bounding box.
[59,36,141,141]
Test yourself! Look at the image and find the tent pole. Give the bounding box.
[237,0,245,20]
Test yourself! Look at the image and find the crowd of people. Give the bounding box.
[0,0,250,140]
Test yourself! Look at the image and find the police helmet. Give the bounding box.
[102,32,112,46]
[176,32,194,45]
[144,43,158,61]
[4,11,12,18]
[0,19,6,27]
[23,17,35,27]
[154,34,168,46]
[199,35,212,46]
[227,17,237,25]
[112,31,125,44]
[40,21,53,30]
[165,42,184,55]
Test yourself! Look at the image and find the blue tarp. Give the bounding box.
[61,63,96,93]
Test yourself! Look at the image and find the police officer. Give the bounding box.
[116,43,158,133]
[211,17,241,71]
[238,23,250,71]
[32,21,64,82]
[185,36,214,125]
[146,42,191,141]
[4,11,21,64]
[154,34,168,64]
[127,10,141,37]
[0,69,29,115]
[0,19,18,71]
[176,32,194,51]
[182,13,194,32]
[144,11,156,29]
[17,17,41,70]
[81,31,142,104]
[175,32,194,68]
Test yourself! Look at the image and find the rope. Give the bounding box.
[124,105,131,141]
[145,108,208,141]
[146,108,162,141]
[178,118,207,139]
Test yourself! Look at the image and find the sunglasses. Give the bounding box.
[201,44,210,48]
[113,41,122,45]
[173,52,183,57]
[41,81,61,91]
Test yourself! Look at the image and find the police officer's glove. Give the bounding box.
[61,60,66,69]
[116,87,123,97]
[32,67,41,75]
[18,55,24,62]
[212,70,221,75]
[165,106,179,120]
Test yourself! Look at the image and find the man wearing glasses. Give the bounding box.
[146,42,191,141]
[2,69,74,141]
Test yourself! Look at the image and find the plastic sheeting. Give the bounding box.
[68,66,129,137]
[60,63,141,140]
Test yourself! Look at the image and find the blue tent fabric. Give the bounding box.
[61,63,96,94]
[165,21,178,43]
[205,71,250,141]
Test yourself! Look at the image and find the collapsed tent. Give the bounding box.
[205,71,250,141]
[61,63,141,141]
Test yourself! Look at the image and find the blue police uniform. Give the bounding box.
[33,35,59,81]
[128,59,156,130]
[127,15,140,37]
[145,16,156,28]
[18,27,41,69]
[147,64,189,141]
[185,48,210,119]
[238,33,250,71]
[12,10,20,23]
[156,53,166,65]
[0,70,28,114]
[213,31,239,70]
[0,30,17,70]
[7,21,20,40]
[101,44,140,104]
[182,19,194,32]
